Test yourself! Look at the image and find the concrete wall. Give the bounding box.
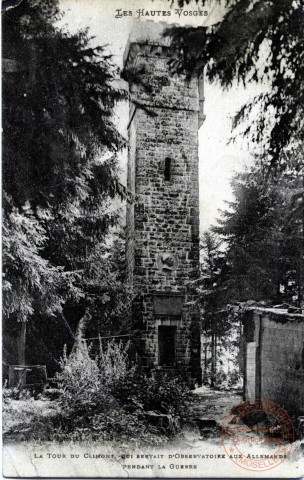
[260,315,304,414]
[244,310,304,415]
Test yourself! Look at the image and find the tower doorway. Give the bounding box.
[158,326,176,367]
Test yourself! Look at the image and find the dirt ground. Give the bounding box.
[3,385,241,443]
[186,385,242,423]
[3,386,304,478]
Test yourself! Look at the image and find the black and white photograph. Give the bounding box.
[2,0,304,477]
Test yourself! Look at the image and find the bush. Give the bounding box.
[55,340,118,417]
[53,335,190,443]
[3,335,191,445]
[96,338,135,386]
[115,368,189,414]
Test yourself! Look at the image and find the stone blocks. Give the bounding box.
[124,22,202,382]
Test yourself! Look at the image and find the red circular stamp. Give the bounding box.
[221,399,295,472]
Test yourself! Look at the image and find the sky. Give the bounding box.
[59,0,268,231]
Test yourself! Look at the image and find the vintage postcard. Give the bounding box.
[2,0,304,477]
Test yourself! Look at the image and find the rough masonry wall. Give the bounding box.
[126,46,201,372]
[133,106,200,291]
[125,117,136,288]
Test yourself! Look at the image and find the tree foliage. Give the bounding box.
[3,196,69,322]
[199,159,303,385]
[215,169,281,302]
[199,232,244,387]
[2,0,128,351]
[167,0,304,170]
[3,0,126,207]
[214,159,304,305]
[199,232,226,386]
[199,232,227,334]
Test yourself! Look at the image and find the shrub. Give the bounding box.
[96,338,135,387]
[54,339,120,417]
[53,336,190,443]
[115,368,189,414]
[113,368,190,437]
[3,334,191,445]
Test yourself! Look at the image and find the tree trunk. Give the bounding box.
[203,342,208,384]
[17,322,26,365]
[8,322,27,388]
[210,333,216,387]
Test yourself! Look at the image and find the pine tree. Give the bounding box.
[167,0,304,171]
[200,164,304,387]
[215,169,282,303]
[2,0,128,370]
[199,232,228,386]
[215,163,304,306]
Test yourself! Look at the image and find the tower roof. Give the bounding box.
[123,20,205,127]
[123,20,173,67]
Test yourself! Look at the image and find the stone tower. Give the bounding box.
[123,21,204,383]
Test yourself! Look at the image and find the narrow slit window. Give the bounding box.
[164,157,171,182]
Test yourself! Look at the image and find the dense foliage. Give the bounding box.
[216,161,304,305]
[168,0,304,171]
[169,0,304,386]
[200,158,303,385]
[3,339,190,444]
[199,232,243,387]
[2,0,128,362]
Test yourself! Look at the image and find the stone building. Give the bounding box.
[243,306,304,415]
[123,21,204,383]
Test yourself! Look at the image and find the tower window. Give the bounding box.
[164,157,171,182]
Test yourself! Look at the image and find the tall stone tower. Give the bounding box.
[123,21,204,383]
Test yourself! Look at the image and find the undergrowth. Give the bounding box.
[3,335,190,445]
